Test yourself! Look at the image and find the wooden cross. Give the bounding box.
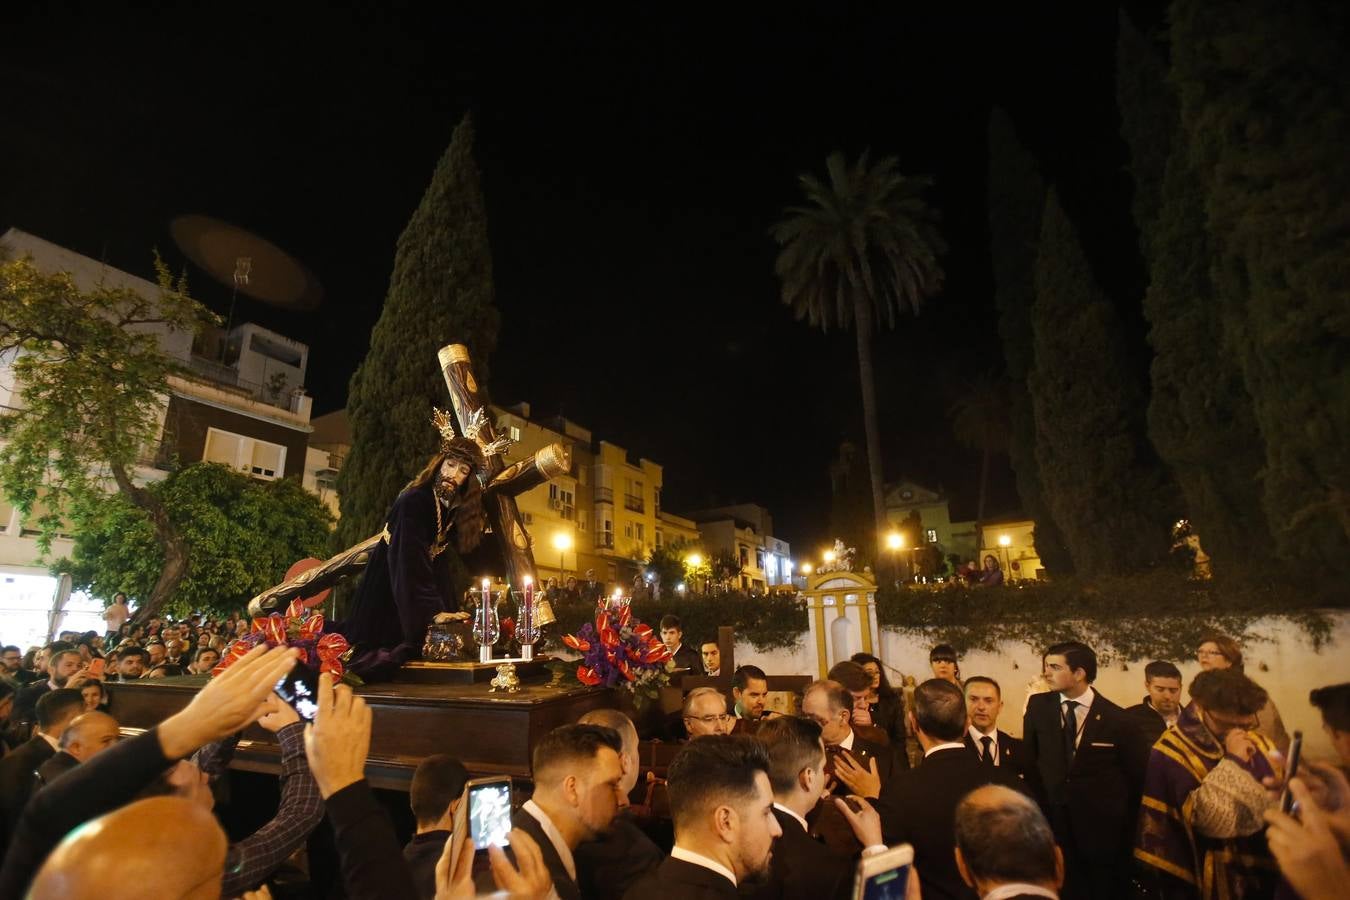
[438,344,572,590]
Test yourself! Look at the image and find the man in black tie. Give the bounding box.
[962,677,1027,781]
[574,709,664,900]
[513,724,628,900]
[1022,641,1149,900]
[874,679,1024,900]
[0,689,83,839]
[748,716,889,900]
[625,735,781,899]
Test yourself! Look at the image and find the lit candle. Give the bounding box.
[480,577,492,663]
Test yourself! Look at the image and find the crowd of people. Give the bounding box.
[0,608,1346,900]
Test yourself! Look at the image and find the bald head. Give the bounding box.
[29,796,227,900]
[60,712,121,763]
[579,708,640,794]
[954,785,1061,894]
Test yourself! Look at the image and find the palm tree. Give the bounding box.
[949,373,1011,549]
[773,151,945,556]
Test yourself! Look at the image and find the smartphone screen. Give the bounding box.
[273,664,321,722]
[1280,730,1303,814]
[861,864,911,900]
[88,658,106,678]
[468,780,513,850]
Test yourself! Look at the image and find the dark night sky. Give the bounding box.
[0,4,1150,552]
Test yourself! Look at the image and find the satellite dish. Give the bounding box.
[170,214,323,311]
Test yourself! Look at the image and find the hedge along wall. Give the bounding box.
[728,610,1350,758]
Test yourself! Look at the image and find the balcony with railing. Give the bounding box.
[594,486,614,504]
[183,355,303,413]
[594,532,615,550]
[623,494,644,513]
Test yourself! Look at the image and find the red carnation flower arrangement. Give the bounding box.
[562,600,671,707]
[213,600,360,685]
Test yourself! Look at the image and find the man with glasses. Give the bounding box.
[683,687,734,738]
[1134,668,1281,899]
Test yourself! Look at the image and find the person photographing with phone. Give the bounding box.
[1134,668,1283,898]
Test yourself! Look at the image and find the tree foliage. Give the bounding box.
[335,113,501,550]
[0,252,214,617]
[1115,11,1275,571]
[57,463,333,619]
[773,151,945,556]
[1028,190,1176,574]
[985,110,1073,572]
[1169,0,1350,568]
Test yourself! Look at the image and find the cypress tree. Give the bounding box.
[335,114,500,550]
[1116,11,1275,569]
[1170,0,1350,567]
[986,109,1073,573]
[1029,189,1175,574]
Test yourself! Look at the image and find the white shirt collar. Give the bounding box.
[1059,686,1094,710]
[983,884,1058,900]
[837,728,856,751]
[924,741,967,758]
[38,732,60,751]
[772,802,809,833]
[968,725,1000,764]
[523,799,576,882]
[670,845,737,887]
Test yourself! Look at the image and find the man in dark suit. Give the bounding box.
[963,676,1028,780]
[12,648,86,735]
[513,723,627,900]
[1122,660,1183,748]
[749,716,889,900]
[874,679,1024,900]
[660,616,703,676]
[0,689,83,839]
[954,784,1064,900]
[801,680,896,800]
[625,735,780,899]
[33,710,120,792]
[581,570,604,604]
[403,754,469,900]
[1023,641,1149,900]
[574,709,664,900]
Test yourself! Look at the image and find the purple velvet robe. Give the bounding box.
[1134,702,1279,899]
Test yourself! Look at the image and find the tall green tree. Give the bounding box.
[985,110,1073,572]
[773,152,945,557]
[1029,189,1176,574]
[1170,0,1350,566]
[948,372,1009,547]
[335,114,501,550]
[58,463,333,619]
[0,253,214,620]
[1116,11,1275,570]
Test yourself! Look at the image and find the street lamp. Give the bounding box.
[800,562,813,575]
[997,534,1012,581]
[684,553,704,593]
[552,532,573,581]
[822,549,837,565]
[885,531,905,586]
[676,582,686,594]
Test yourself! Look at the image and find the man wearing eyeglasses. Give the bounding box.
[1134,668,1281,899]
[683,687,734,738]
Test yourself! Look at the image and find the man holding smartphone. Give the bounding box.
[1134,668,1280,899]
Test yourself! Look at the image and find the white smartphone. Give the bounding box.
[467,777,513,850]
[853,843,914,900]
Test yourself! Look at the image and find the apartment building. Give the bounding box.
[686,503,794,592]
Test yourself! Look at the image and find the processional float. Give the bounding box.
[247,343,571,673]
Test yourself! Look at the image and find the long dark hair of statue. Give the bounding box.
[405,441,487,555]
